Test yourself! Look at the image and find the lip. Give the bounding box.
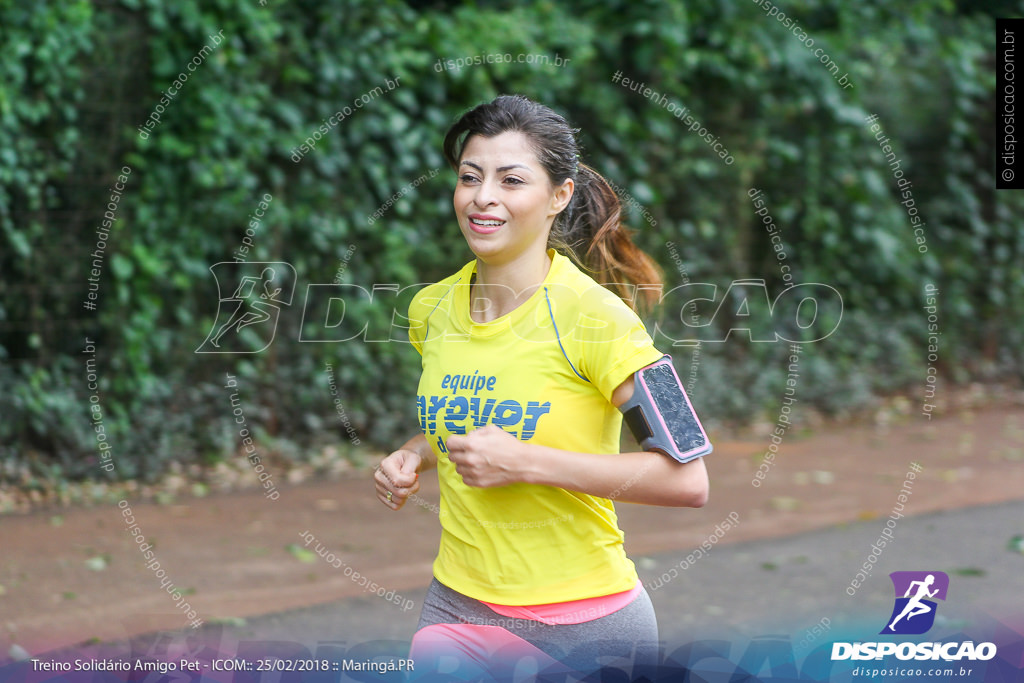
[467,214,506,234]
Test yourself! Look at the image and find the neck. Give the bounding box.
[471,249,553,322]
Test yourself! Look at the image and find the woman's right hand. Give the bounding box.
[374,448,421,510]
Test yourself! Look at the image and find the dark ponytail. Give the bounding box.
[443,95,663,313]
[554,163,663,313]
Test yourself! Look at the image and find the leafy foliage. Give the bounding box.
[1,0,1020,482]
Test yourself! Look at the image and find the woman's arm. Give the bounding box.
[401,432,438,473]
[374,432,438,510]
[445,377,709,508]
[523,442,707,508]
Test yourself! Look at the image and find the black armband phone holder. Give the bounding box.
[619,355,713,463]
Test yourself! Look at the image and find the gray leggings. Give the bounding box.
[416,578,660,676]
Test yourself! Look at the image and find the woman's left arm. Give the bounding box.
[445,376,709,508]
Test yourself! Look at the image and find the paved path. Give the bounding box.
[3,407,1024,680]
[4,407,1024,660]
[194,498,1024,646]
[10,499,1008,682]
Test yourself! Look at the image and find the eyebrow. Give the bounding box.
[460,161,533,173]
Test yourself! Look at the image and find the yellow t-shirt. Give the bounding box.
[407,248,664,604]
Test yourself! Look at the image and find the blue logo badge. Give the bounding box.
[880,571,949,635]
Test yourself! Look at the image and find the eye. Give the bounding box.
[503,176,525,186]
[459,174,479,184]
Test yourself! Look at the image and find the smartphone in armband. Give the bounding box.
[619,355,713,463]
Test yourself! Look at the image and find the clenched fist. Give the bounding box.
[446,424,527,488]
[375,448,421,510]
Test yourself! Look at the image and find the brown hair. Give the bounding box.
[442,95,663,313]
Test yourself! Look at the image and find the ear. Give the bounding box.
[548,178,574,217]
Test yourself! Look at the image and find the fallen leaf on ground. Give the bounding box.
[285,544,318,563]
[812,470,835,484]
[770,496,801,511]
[8,644,30,661]
[84,555,108,571]
[950,567,985,577]
[1007,535,1024,554]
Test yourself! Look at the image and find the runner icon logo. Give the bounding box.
[880,570,949,635]
[196,262,295,354]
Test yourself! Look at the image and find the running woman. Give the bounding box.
[373,94,710,678]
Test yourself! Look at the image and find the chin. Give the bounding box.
[460,228,505,259]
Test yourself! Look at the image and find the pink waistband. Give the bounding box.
[480,579,642,625]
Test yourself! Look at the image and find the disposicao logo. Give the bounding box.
[881,570,948,635]
[832,571,997,662]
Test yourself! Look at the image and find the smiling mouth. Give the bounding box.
[468,217,506,233]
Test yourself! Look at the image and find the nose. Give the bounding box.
[473,177,499,209]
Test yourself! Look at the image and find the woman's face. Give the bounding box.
[453,131,573,268]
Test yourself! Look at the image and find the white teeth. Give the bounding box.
[473,219,504,226]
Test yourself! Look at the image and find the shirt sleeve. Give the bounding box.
[575,284,664,403]
[407,287,429,356]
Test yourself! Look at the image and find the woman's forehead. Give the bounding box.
[461,131,541,169]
